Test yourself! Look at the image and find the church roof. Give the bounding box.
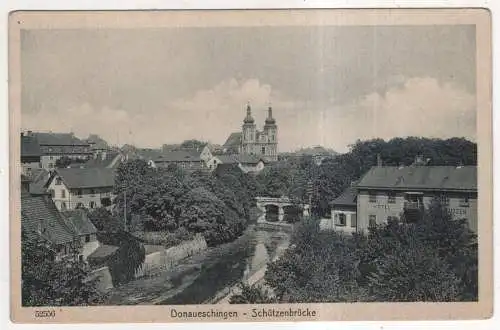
[223,132,242,148]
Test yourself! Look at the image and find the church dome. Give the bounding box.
[265,106,276,125]
[243,104,255,124]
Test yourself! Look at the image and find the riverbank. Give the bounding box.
[208,229,290,304]
[104,224,291,305]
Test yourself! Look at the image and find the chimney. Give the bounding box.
[377,154,383,167]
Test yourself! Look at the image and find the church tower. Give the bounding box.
[241,103,256,154]
[263,105,278,161]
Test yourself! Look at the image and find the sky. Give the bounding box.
[20,25,476,153]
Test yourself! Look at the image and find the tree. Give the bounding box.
[21,231,104,306]
[264,199,478,303]
[88,207,123,232]
[98,231,146,286]
[229,283,276,304]
[179,139,207,150]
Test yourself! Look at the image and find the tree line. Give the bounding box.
[255,137,477,216]
[112,160,258,246]
[230,199,478,303]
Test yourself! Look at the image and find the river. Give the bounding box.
[105,224,292,305]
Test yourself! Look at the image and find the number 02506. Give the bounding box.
[34,310,56,318]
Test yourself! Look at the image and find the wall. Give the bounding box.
[80,238,100,261]
[323,208,357,234]
[48,177,115,211]
[21,162,41,176]
[87,266,114,292]
[134,234,208,278]
[357,190,478,233]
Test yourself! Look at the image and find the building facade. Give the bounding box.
[223,104,278,162]
[328,165,478,234]
[324,185,358,234]
[46,168,115,211]
[27,132,93,169]
[20,134,42,176]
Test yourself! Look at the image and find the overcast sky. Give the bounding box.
[21,25,476,152]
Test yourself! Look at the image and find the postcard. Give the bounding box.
[9,8,492,323]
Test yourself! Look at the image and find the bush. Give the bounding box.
[264,200,478,303]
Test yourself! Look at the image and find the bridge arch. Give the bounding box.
[255,196,310,224]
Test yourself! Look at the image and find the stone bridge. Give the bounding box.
[255,196,310,223]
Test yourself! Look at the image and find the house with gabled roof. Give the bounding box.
[21,194,79,260]
[208,153,266,174]
[61,209,99,260]
[324,185,358,233]
[45,168,115,211]
[22,193,101,261]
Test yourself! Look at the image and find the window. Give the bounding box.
[337,213,346,226]
[49,156,53,160]
[387,192,396,204]
[440,194,450,206]
[79,255,84,262]
[89,189,96,196]
[48,163,54,169]
[89,201,95,209]
[76,189,83,197]
[75,202,84,209]
[61,189,66,198]
[261,146,266,154]
[61,202,67,210]
[369,215,377,227]
[459,196,470,207]
[85,235,90,243]
[48,189,55,198]
[351,214,357,228]
[387,216,399,223]
[55,177,62,185]
[369,192,377,203]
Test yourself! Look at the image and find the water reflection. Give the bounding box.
[160,226,290,304]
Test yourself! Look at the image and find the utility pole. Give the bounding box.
[123,187,128,232]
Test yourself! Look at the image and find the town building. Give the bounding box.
[21,193,98,261]
[61,209,99,260]
[68,151,124,170]
[26,131,93,169]
[223,103,278,162]
[209,154,266,174]
[327,164,478,234]
[324,185,357,234]
[21,134,42,176]
[140,145,212,172]
[45,168,115,211]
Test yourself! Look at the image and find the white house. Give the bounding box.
[209,154,266,174]
[46,168,115,211]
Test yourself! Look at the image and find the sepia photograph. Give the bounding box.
[9,9,492,323]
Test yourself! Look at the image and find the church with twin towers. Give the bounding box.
[223,103,278,162]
